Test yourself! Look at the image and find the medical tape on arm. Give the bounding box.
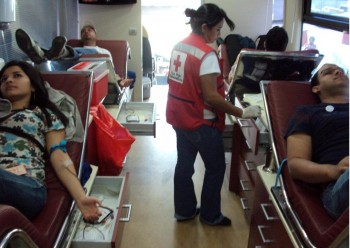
[62,158,73,168]
[50,140,75,175]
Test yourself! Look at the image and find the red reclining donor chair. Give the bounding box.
[261,80,349,248]
[0,71,94,248]
[67,39,130,79]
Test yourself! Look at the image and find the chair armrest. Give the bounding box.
[0,205,34,240]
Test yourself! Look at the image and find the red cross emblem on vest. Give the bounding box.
[173,55,182,72]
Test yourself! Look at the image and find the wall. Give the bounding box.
[77,0,276,101]
[78,2,142,101]
[0,0,302,101]
[76,0,303,100]
[206,0,303,51]
[205,0,273,41]
[284,0,303,50]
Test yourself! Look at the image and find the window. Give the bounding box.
[303,0,349,31]
[302,0,349,68]
[141,0,201,81]
[272,0,285,26]
[0,0,77,63]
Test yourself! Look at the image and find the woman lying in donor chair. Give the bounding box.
[15,25,134,88]
[285,63,349,219]
[0,60,102,223]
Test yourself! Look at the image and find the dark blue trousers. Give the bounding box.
[173,125,226,224]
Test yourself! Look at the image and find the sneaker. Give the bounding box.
[15,29,46,64]
[45,36,67,60]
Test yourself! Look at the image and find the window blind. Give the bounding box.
[0,0,78,63]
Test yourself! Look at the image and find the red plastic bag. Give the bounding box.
[90,104,135,175]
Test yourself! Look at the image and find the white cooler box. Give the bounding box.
[68,61,109,106]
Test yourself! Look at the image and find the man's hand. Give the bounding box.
[119,79,133,88]
[338,156,349,168]
[326,156,349,181]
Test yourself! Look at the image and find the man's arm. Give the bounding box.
[287,133,347,183]
[118,78,133,88]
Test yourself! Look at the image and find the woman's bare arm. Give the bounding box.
[46,130,101,222]
[200,73,243,117]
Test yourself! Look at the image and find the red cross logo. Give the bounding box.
[173,55,182,72]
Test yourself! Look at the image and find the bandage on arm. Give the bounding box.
[62,158,73,168]
[49,139,78,178]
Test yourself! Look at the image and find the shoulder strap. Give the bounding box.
[0,126,46,154]
[224,34,244,67]
[0,111,17,123]
[256,35,266,50]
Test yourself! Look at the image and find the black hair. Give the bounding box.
[265,26,289,51]
[185,3,235,35]
[0,60,68,127]
[310,67,323,101]
[310,70,319,87]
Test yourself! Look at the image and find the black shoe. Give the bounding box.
[215,216,231,226]
[45,36,67,60]
[200,216,232,226]
[15,29,45,64]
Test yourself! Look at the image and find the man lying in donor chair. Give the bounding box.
[285,63,349,220]
[15,25,134,88]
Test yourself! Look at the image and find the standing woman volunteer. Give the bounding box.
[166,3,261,226]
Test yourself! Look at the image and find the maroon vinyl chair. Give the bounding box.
[261,80,349,248]
[66,39,130,79]
[0,71,93,248]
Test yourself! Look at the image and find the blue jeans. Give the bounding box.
[49,47,97,71]
[0,169,47,219]
[74,47,99,57]
[322,169,349,219]
[173,125,226,224]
